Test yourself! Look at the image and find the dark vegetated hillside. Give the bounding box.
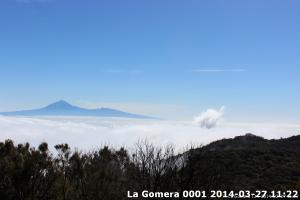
[187,134,300,191]
[0,134,300,200]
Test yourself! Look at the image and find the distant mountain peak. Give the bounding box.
[44,100,75,110]
[56,100,70,105]
[0,100,155,119]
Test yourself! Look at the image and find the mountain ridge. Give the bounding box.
[184,134,300,190]
[0,100,155,119]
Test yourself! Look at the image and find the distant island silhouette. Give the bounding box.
[0,100,154,119]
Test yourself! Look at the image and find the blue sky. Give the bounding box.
[0,0,300,121]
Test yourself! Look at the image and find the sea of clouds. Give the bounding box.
[1,114,300,152]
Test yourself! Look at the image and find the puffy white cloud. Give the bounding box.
[194,107,225,129]
[0,116,299,152]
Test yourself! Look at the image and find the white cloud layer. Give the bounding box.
[1,116,300,152]
[194,107,225,129]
